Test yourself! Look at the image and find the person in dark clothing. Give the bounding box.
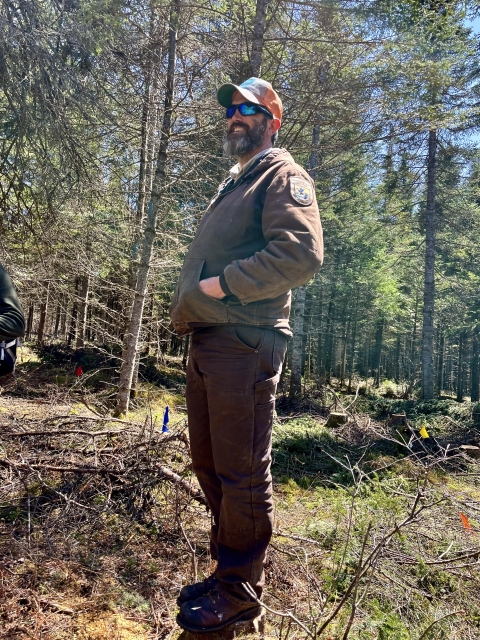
[0,263,25,377]
[171,78,323,634]
[0,263,25,341]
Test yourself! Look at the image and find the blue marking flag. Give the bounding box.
[162,406,169,432]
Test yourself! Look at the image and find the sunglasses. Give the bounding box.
[226,102,273,119]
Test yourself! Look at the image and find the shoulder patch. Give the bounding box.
[290,177,313,205]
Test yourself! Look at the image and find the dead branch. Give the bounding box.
[417,610,465,640]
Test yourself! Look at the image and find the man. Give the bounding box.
[0,263,24,337]
[170,77,323,634]
[0,262,24,376]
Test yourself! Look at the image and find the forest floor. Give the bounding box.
[0,345,479,640]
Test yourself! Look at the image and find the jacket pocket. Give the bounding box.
[170,257,228,327]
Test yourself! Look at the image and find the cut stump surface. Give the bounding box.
[325,412,348,428]
[459,445,480,459]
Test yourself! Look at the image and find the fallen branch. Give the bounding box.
[417,610,465,640]
[242,581,315,639]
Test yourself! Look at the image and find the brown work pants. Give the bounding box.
[186,325,287,606]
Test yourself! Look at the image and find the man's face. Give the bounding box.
[223,97,271,158]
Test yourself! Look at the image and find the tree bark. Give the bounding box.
[115,0,180,416]
[125,14,161,395]
[76,275,90,349]
[410,292,419,383]
[37,283,50,345]
[250,0,270,76]
[54,302,61,338]
[289,285,307,397]
[436,327,445,395]
[471,330,479,402]
[324,298,335,382]
[457,331,465,403]
[394,334,401,383]
[421,129,437,399]
[340,315,349,387]
[288,114,321,396]
[26,304,34,340]
[372,318,383,387]
[347,298,358,393]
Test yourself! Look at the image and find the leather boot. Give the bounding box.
[176,589,260,634]
[177,574,217,606]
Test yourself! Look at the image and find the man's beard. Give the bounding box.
[223,118,268,158]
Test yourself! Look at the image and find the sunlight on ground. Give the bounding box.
[72,612,149,640]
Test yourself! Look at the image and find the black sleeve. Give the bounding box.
[0,263,25,340]
[219,272,233,296]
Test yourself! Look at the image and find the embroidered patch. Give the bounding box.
[290,177,313,205]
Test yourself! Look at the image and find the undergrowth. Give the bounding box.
[0,348,478,639]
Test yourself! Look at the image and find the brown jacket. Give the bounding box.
[169,148,323,336]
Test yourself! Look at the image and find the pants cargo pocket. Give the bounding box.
[255,374,280,404]
[253,374,279,459]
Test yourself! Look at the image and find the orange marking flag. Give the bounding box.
[460,512,476,536]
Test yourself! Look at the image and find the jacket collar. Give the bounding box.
[229,147,273,182]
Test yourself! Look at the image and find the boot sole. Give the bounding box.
[176,605,261,634]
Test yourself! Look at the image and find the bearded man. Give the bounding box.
[170,78,323,634]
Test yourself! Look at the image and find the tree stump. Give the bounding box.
[325,412,348,428]
[390,413,407,426]
[459,445,480,460]
[176,610,265,640]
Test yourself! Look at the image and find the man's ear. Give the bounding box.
[271,118,281,133]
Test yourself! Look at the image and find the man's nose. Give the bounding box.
[230,114,246,125]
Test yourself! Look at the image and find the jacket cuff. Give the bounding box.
[219,272,233,296]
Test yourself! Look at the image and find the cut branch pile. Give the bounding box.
[0,410,205,515]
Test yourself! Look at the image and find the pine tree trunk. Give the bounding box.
[410,293,419,383]
[325,298,335,382]
[471,330,479,402]
[316,287,324,375]
[37,283,50,345]
[421,129,437,399]
[289,285,307,397]
[67,303,78,347]
[26,304,34,340]
[457,331,465,403]
[347,301,358,393]
[124,14,161,395]
[76,275,90,349]
[340,314,349,387]
[372,318,383,387]
[115,0,180,416]
[250,0,269,76]
[436,328,445,395]
[289,107,322,396]
[60,305,67,341]
[54,302,61,338]
[394,335,401,383]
